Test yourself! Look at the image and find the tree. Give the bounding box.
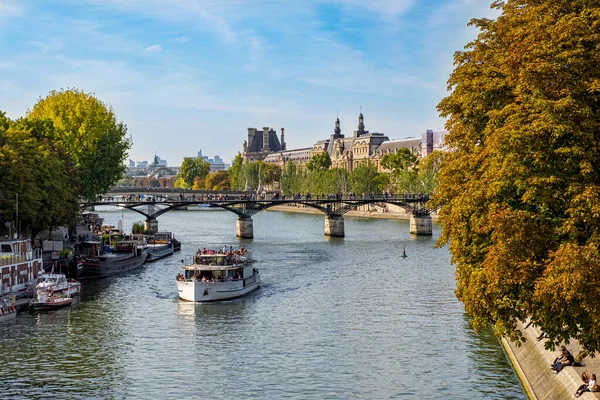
[418,151,444,194]
[28,88,130,200]
[349,162,382,195]
[176,157,211,189]
[280,160,304,195]
[432,0,600,353]
[228,152,244,190]
[380,148,418,172]
[0,117,78,239]
[205,171,231,190]
[261,163,282,187]
[307,151,331,172]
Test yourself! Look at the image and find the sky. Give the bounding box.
[0,0,498,166]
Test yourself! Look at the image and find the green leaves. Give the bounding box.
[28,88,130,201]
[176,157,211,189]
[435,0,600,353]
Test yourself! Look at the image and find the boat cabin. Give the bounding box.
[36,273,68,288]
[0,239,42,295]
[114,241,140,253]
[179,264,255,283]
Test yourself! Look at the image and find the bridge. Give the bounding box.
[83,190,434,238]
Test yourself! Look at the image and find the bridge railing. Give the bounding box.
[90,193,430,203]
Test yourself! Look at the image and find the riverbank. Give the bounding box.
[500,320,600,399]
[266,203,436,220]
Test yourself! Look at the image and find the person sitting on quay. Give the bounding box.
[551,346,575,374]
[576,372,598,397]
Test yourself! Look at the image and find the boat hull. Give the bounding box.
[177,273,261,302]
[145,244,174,262]
[30,298,73,311]
[0,311,17,322]
[77,251,148,280]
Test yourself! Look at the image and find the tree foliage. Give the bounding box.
[349,162,385,194]
[432,0,600,353]
[29,88,130,200]
[0,116,78,239]
[205,171,231,190]
[228,152,244,190]
[307,151,332,172]
[176,157,211,189]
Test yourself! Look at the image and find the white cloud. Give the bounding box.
[174,36,190,43]
[0,0,24,17]
[144,44,162,53]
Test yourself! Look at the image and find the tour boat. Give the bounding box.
[1,238,43,298]
[0,297,17,322]
[176,247,260,302]
[30,289,73,311]
[35,272,81,297]
[76,240,147,279]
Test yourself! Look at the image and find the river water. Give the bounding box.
[0,209,525,399]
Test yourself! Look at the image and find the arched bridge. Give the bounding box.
[82,193,435,238]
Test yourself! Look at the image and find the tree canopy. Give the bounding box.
[175,157,211,189]
[433,0,600,353]
[29,88,130,200]
[307,151,332,172]
[0,116,79,239]
[205,171,231,190]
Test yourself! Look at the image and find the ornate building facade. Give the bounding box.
[245,113,447,172]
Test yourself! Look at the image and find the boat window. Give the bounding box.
[1,244,12,253]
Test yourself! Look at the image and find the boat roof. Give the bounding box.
[181,264,247,271]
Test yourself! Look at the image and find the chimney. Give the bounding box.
[262,127,270,152]
[280,127,286,151]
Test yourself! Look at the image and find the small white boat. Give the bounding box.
[30,289,73,311]
[35,272,81,297]
[0,297,17,322]
[176,247,260,302]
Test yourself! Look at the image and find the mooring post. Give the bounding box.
[236,217,254,239]
[325,215,345,237]
[409,214,432,235]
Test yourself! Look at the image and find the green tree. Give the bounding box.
[0,117,78,239]
[205,171,231,190]
[280,160,304,195]
[380,148,418,172]
[228,152,244,190]
[261,163,282,187]
[418,151,444,194]
[433,0,600,353]
[349,162,382,195]
[307,151,331,172]
[176,157,211,189]
[29,88,130,200]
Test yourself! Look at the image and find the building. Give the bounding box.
[195,150,228,171]
[243,127,286,162]
[243,113,448,173]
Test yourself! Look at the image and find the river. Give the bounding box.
[0,209,525,399]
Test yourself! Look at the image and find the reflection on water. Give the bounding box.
[0,210,525,399]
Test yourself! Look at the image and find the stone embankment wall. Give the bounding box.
[501,320,600,399]
[267,203,428,220]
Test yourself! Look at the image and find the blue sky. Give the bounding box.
[0,0,497,165]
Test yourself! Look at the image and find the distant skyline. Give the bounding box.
[0,0,498,165]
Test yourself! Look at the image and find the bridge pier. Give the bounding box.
[325,216,345,237]
[410,214,432,235]
[236,217,253,239]
[144,218,159,234]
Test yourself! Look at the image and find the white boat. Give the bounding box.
[0,238,43,298]
[0,297,17,322]
[176,247,260,302]
[30,289,73,311]
[35,272,81,297]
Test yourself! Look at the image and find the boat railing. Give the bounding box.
[0,248,43,266]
